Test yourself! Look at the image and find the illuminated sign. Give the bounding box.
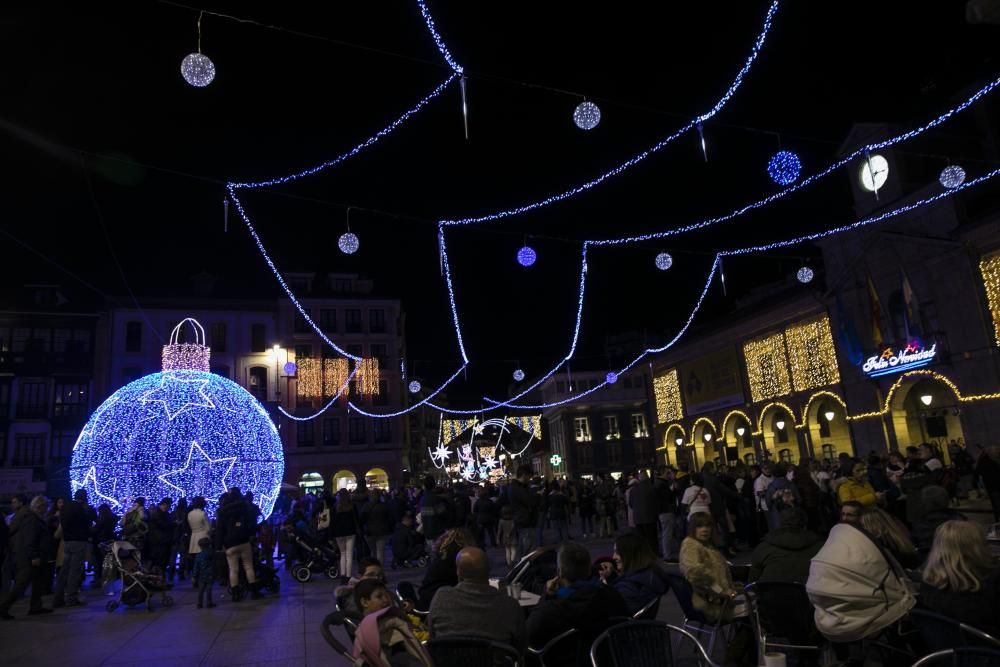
[861,342,937,378]
[549,454,563,467]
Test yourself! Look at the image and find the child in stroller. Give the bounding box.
[284,522,340,582]
[105,541,174,612]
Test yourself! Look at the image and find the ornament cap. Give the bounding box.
[162,318,211,372]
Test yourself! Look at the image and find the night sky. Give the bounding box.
[1,1,997,409]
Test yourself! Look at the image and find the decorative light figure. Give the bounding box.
[338,232,360,255]
[767,150,802,186]
[69,318,283,520]
[408,380,422,394]
[606,372,619,384]
[517,245,537,267]
[939,165,966,189]
[797,266,814,284]
[824,410,836,422]
[573,101,601,130]
[920,394,933,406]
[512,369,525,382]
[180,13,215,88]
[655,252,673,271]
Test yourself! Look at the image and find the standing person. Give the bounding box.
[172,498,190,580]
[837,462,881,508]
[972,444,1000,522]
[794,462,823,532]
[765,464,802,532]
[218,489,260,600]
[145,498,174,575]
[333,489,360,584]
[472,487,498,548]
[53,489,94,607]
[701,463,739,557]
[680,474,712,520]
[547,482,570,543]
[361,490,394,564]
[628,471,659,555]
[186,496,210,573]
[192,536,216,609]
[508,465,537,561]
[497,506,518,567]
[121,497,148,551]
[754,464,775,536]
[0,496,54,619]
[1,495,28,596]
[577,480,596,539]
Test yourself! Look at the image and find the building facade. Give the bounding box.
[542,370,655,480]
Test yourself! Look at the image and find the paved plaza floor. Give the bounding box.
[1,533,690,667]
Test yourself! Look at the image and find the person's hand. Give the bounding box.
[545,575,561,597]
[31,558,40,567]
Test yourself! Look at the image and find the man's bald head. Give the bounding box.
[455,547,490,583]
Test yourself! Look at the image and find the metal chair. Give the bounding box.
[663,571,733,658]
[396,580,430,615]
[527,628,581,667]
[633,595,662,620]
[907,608,1000,652]
[333,595,360,641]
[319,611,357,664]
[589,620,720,667]
[744,581,828,664]
[425,637,522,667]
[911,647,1000,666]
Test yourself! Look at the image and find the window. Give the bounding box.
[332,278,352,293]
[51,431,76,461]
[17,381,47,419]
[250,324,267,353]
[12,328,30,353]
[369,310,386,333]
[297,422,315,447]
[0,327,9,353]
[635,440,652,464]
[14,433,45,466]
[345,309,362,333]
[578,444,593,467]
[125,321,142,352]
[373,420,391,444]
[821,444,836,460]
[779,449,793,463]
[210,323,227,353]
[295,344,313,359]
[607,442,623,466]
[323,419,341,446]
[71,329,90,353]
[744,453,757,466]
[603,415,621,440]
[53,383,88,419]
[349,418,367,445]
[320,309,337,332]
[346,344,363,358]
[0,381,10,418]
[294,309,312,334]
[373,380,389,406]
[631,413,648,438]
[573,417,591,442]
[370,344,388,369]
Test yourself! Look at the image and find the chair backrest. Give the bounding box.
[589,620,716,667]
[425,637,521,667]
[318,611,356,663]
[633,595,661,620]
[530,628,586,667]
[662,572,706,624]
[911,647,1000,667]
[908,608,1000,652]
[395,581,429,614]
[745,581,823,648]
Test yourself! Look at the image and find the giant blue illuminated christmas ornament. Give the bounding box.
[69,319,284,520]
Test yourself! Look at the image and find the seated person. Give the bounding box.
[418,528,475,609]
[353,578,433,667]
[920,520,1000,636]
[748,508,822,583]
[527,542,628,658]
[679,512,745,622]
[860,506,920,569]
[427,546,527,656]
[836,463,882,507]
[611,531,668,616]
[911,485,966,551]
[391,512,425,567]
[336,557,388,623]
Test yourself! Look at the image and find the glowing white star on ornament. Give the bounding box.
[71,466,122,508]
[431,444,452,463]
[139,373,215,420]
[158,441,237,501]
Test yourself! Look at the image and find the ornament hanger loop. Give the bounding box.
[170,318,207,346]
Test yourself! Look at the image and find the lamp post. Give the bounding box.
[271,344,284,403]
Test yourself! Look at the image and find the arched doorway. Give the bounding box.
[248,366,268,402]
[332,470,357,491]
[804,392,853,461]
[298,471,325,494]
[691,418,717,470]
[722,410,754,467]
[663,424,686,467]
[760,403,797,464]
[365,467,389,490]
[889,374,964,463]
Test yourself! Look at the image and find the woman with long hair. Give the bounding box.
[679,512,743,622]
[333,489,359,584]
[920,520,1000,633]
[418,527,476,609]
[859,506,919,569]
[611,531,667,616]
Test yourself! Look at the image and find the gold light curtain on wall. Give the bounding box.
[653,369,683,423]
[785,316,841,391]
[743,332,792,403]
[980,253,1000,347]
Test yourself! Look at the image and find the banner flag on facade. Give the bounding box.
[867,274,887,349]
[835,291,865,365]
[901,267,922,340]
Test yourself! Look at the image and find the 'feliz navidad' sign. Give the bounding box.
[861,341,937,378]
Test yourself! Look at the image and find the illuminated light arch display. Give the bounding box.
[754,401,798,435]
[69,319,284,520]
[658,423,687,450]
[721,409,754,441]
[430,415,541,482]
[802,390,848,424]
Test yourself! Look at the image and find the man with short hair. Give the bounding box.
[527,542,628,657]
[53,489,95,607]
[839,500,863,526]
[654,466,678,558]
[0,496,53,619]
[508,465,537,561]
[428,547,527,656]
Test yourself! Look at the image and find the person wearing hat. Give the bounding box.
[748,507,822,583]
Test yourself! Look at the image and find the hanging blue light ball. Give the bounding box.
[606,372,619,384]
[655,252,673,271]
[283,362,297,375]
[767,150,802,186]
[939,165,966,189]
[573,101,601,130]
[408,380,422,394]
[70,371,284,521]
[517,246,537,267]
[513,369,525,382]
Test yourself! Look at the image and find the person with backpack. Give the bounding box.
[217,489,260,600]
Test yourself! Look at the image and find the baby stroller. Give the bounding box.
[255,558,281,593]
[288,529,340,583]
[105,541,174,612]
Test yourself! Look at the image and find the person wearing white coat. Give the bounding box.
[187,496,211,555]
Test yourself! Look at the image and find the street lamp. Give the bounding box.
[270,344,285,402]
[824,410,836,422]
[775,420,786,430]
[736,426,746,437]
[703,432,713,442]
[675,437,683,446]
[920,394,933,406]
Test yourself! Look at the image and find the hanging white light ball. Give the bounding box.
[512,369,525,382]
[338,232,360,255]
[408,380,422,394]
[939,165,966,189]
[797,266,814,284]
[654,252,673,271]
[573,101,601,130]
[180,53,216,87]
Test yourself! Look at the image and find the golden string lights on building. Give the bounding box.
[980,253,1000,347]
[507,415,542,440]
[322,358,350,398]
[743,332,792,403]
[653,369,683,423]
[356,357,381,397]
[295,358,323,399]
[785,316,841,392]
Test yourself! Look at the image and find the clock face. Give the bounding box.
[859,154,890,192]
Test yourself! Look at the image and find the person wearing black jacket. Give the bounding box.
[508,465,537,561]
[654,467,678,558]
[0,496,53,618]
[972,444,1000,521]
[527,542,628,662]
[360,490,394,564]
[217,489,260,599]
[473,487,498,547]
[53,489,96,607]
[145,498,174,576]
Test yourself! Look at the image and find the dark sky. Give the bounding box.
[1,1,998,409]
